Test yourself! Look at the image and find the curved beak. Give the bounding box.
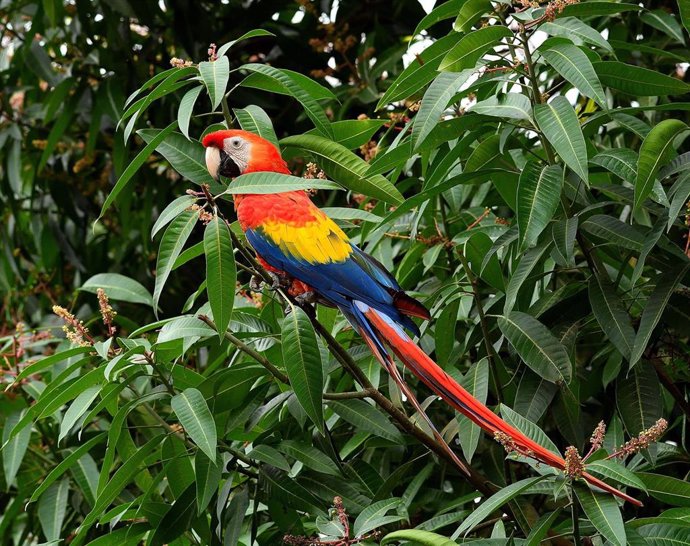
[205,146,221,181]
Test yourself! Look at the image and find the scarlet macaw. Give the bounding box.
[202,129,640,506]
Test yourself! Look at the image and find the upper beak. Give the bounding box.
[205,146,220,180]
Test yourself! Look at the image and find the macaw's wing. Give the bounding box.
[245,211,426,333]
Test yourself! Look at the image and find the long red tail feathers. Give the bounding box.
[359,304,642,507]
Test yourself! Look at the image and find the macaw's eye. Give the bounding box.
[231,139,242,148]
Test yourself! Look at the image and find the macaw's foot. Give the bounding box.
[294,291,318,306]
[251,272,288,292]
[249,275,263,292]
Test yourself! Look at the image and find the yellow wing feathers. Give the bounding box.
[260,212,352,264]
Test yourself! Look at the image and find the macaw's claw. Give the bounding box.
[249,275,264,292]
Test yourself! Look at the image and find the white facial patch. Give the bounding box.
[223,138,251,173]
[205,146,220,180]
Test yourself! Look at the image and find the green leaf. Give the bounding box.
[195,451,221,514]
[641,9,685,43]
[29,433,107,504]
[471,93,533,121]
[310,119,389,150]
[153,209,199,312]
[637,474,690,507]
[541,17,613,52]
[58,385,101,443]
[241,63,333,138]
[680,0,690,36]
[80,273,153,307]
[353,498,405,537]
[413,70,472,150]
[454,0,491,32]
[500,403,561,455]
[541,43,607,108]
[594,61,690,96]
[591,148,638,183]
[152,195,197,240]
[234,104,279,148]
[635,119,689,210]
[38,478,70,542]
[282,305,324,434]
[381,530,458,546]
[586,460,647,492]
[198,56,229,110]
[281,134,404,204]
[457,477,546,535]
[630,264,690,366]
[216,28,275,57]
[638,523,690,545]
[526,510,561,546]
[225,171,342,194]
[413,0,463,35]
[581,215,644,251]
[517,162,563,250]
[560,2,641,17]
[498,312,572,384]
[178,85,203,140]
[99,121,177,219]
[171,388,218,463]
[204,216,236,338]
[551,217,577,267]
[457,358,489,462]
[139,129,218,188]
[280,441,339,475]
[589,277,636,361]
[534,96,588,183]
[248,444,291,472]
[504,243,550,312]
[439,26,512,72]
[157,316,215,343]
[2,410,31,488]
[149,482,197,546]
[616,364,662,437]
[329,399,404,443]
[575,484,626,546]
[376,33,464,109]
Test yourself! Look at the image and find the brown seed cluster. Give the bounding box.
[589,420,606,453]
[359,140,378,162]
[170,57,193,68]
[544,0,579,21]
[303,162,327,180]
[564,446,584,479]
[97,288,117,338]
[614,419,668,459]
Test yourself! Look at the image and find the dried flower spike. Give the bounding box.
[612,418,668,459]
[564,446,584,479]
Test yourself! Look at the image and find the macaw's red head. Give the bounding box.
[202,129,290,180]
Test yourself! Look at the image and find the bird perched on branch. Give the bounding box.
[202,128,641,506]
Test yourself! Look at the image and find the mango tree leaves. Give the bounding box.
[635,119,689,210]
[498,312,572,384]
[171,388,218,463]
[534,96,588,183]
[439,26,512,72]
[588,277,636,361]
[575,484,626,546]
[204,215,236,338]
[198,56,230,110]
[413,70,472,150]
[541,43,607,108]
[281,134,403,203]
[594,61,690,96]
[80,273,153,307]
[516,162,563,250]
[282,305,325,434]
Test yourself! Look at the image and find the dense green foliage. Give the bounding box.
[2,0,690,545]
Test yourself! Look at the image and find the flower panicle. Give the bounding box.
[52,305,93,347]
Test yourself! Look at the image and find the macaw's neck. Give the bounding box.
[234,191,318,231]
